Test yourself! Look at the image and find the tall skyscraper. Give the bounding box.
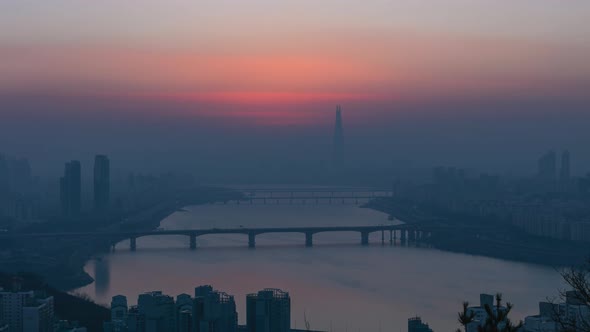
[60,160,81,217]
[560,150,571,183]
[537,151,556,182]
[246,289,290,332]
[94,155,110,212]
[332,105,344,167]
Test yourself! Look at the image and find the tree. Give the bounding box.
[551,259,590,332]
[456,294,522,332]
[457,301,475,332]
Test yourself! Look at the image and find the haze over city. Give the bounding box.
[2,0,590,177]
[1,1,590,332]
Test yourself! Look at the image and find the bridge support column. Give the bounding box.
[389,230,393,244]
[400,230,406,245]
[248,233,256,249]
[305,232,313,247]
[130,237,137,251]
[381,229,385,245]
[361,231,369,246]
[189,234,197,250]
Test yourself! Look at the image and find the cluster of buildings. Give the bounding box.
[103,286,296,332]
[59,155,110,217]
[0,281,85,332]
[524,291,590,332]
[0,155,38,223]
[393,149,590,243]
[449,292,590,332]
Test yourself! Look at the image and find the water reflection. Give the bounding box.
[93,258,110,297]
[74,204,563,332]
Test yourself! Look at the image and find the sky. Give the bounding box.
[1,1,589,178]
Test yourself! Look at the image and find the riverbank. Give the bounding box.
[365,197,589,267]
[1,186,242,291]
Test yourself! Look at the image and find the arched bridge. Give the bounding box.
[1,225,433,251]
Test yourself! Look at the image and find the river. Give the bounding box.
[74,200,563,332]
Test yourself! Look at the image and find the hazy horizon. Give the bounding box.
[2,0,589,180]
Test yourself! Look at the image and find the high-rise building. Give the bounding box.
[332,105,344,168]
[60,160,81,217]
[111,295,128,322]
[537,151,557,183]
[560,150,571,183]
[94,155,110,212]
[246,289,290,332]
[0,288,54,332]
[22,296,54,332]
[176,294,193,332]
[138,291,176,332]
[193,286,237,332]
[408,317,434,332]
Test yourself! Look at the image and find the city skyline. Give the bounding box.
[2,2,590,332]
[2,1,590,177]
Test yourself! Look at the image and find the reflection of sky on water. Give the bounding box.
[77,204,563,332]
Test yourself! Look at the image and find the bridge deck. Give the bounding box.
[0,225,419,239]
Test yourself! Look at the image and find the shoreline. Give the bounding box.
[364,198,588,268]
[2,186,243,292]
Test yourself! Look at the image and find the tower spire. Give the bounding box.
[333,105,344,167]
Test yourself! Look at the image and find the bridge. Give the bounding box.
[218,186,393,205]
[1,225,431,251]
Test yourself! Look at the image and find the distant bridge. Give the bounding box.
[219,186,393,205]
[1,225,432,251]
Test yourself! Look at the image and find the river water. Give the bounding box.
[74,200,563,332]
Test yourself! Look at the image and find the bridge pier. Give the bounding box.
[361,231,369,246]
[248,233,256,249]
[189,233,197,250]
[389,230,393,244]
[130,237,137,251]
[305,232,313,247]
[400,230,406,244]
[381,229,385,245]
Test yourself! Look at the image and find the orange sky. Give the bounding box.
[1,1,589,124]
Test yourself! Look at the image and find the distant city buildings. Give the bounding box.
[538,151,557,183]
[94,155,110,212]
[104,287,292,332]
[560,150,571,184]
[60,160,81,217]
[408,316,433,332]
[56,155,110,217]
[0,154,38,222]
